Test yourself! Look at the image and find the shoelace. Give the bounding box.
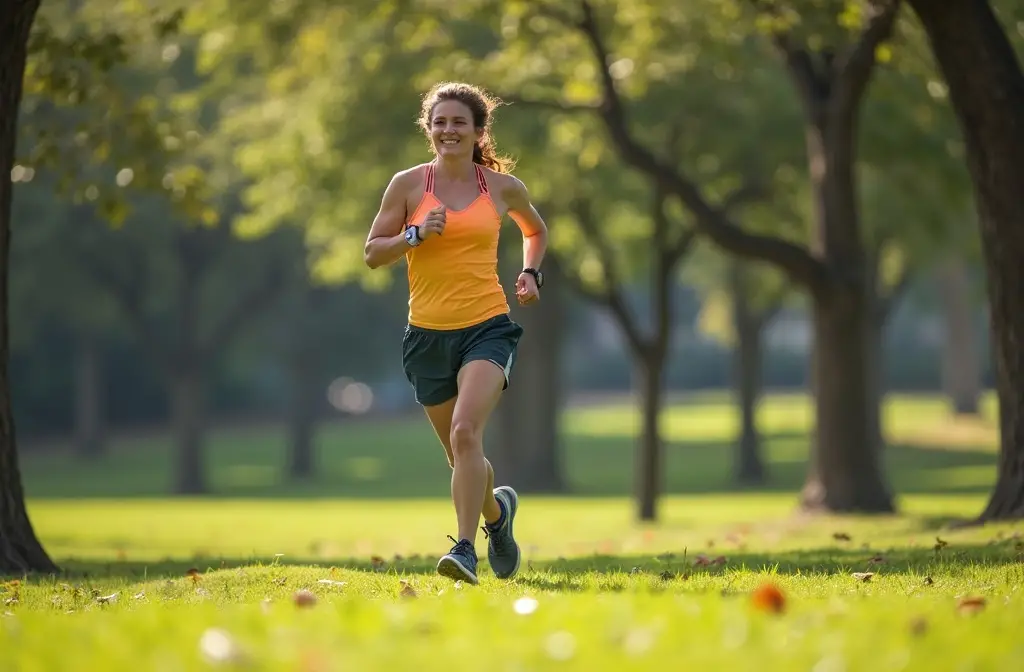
[480,523,510,553]
[446,534,475,557]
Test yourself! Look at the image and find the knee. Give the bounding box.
[449,419,483,459]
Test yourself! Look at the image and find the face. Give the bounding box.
[429,99,483,159]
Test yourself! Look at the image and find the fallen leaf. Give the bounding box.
[133,591,146,600]
[273,577,288,586]
[750,582,785,614]
[712,556,728,566]
[867,555,886,565]
[833,532,852,542]
[293,590,317,608]
[957,596,986,615]
[852,572,874,582]
[923,576,934,586]
[659,570,675,581]
[693,554,711,567]
[96,592,118,604]
[399,580,418,599]
[186,568,201,585]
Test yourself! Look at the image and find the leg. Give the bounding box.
[422,399,502,524]
[449,359,507,544]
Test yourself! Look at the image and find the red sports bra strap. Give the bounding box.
[424,164,435,194]
[475,164,489,195]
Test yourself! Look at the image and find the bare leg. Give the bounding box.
[449,359,506,545]
[423,397,502,527]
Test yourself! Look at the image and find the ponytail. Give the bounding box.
[473,138,516,174]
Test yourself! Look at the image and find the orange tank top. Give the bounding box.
[404,162,510,330]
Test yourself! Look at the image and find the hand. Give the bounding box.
[516,272,540,306]
[418,205,446,240]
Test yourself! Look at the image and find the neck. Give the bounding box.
[434,155,476,181]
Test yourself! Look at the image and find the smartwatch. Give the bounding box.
[522,267,544,288]
[405,225,422,247]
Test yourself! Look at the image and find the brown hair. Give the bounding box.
[418,81,516,174]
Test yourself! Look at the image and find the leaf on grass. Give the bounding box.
[186,568,201,585]
[133,591,146,600]
[293,589,317,608]
[96,592,118,604]
[273,577,288,586]
[923,576,934,586]
[712,556,728,566]
[750,582,785,614]
[852,572,874,582]
[832,532,852,542]
[399,580,418,599]
[867,555,886,565]
[659,570,675,581]
[957,596,986,615]
[693,555,711,567]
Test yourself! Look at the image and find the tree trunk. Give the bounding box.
[801,285,894,512]
[287,286,323,480]
[731,264,766,485]
[864,284,886,461]
[287,345,317,479]
[172,367,206,494]
[74,332,105,458]
[0,0,57,576]
[937,257,980,415]
[493,259,567,493]
[796,107,895,513]
[634,349,665,521]
[907,0,1024,520]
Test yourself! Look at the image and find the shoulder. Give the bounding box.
[482,168,530,204]
[389,163,431,190]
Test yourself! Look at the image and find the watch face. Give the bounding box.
[405,228,417,245]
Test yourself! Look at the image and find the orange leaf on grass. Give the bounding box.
[750,582,786,614]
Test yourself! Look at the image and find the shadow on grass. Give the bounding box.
[20,430,999,500]
[25,538,1023,586]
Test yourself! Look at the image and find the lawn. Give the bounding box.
[6,392,1023,670]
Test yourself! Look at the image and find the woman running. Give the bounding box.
[363,81,548,584]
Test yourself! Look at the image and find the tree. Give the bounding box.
[503,0,906,512]
[904,0,1024,520]
[0,0,56,575]
[693,251,790,486]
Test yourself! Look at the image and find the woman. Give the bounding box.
[363,81,548,585]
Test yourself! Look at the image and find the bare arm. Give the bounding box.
[503,176,548,271]
[364,172,412,269]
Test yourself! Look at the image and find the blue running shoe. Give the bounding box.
[484,485,520,579]
[436,535,478,585]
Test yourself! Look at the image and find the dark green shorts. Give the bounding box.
[402,313,524,406]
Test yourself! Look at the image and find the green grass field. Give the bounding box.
[6,392,1023,670]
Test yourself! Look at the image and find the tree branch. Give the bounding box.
[554,0,828,293]
[566,196,648,356]
[832,0,902,124]
[200,264,288,362]
[76,251,167,368]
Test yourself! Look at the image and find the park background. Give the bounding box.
[2,0,1023,669]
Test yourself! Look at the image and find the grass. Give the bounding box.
[7,391,1023,670]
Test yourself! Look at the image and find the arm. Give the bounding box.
[503,176,548,272]
[364,172,412,269]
